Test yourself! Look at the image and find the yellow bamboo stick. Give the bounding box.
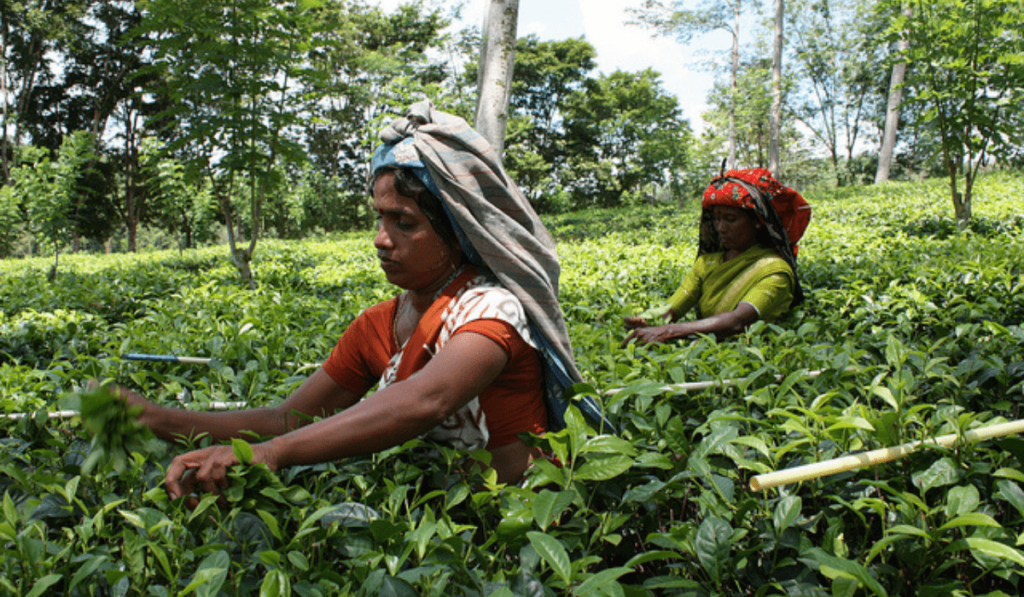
[750,419,1024,491]
[604,369,826,396]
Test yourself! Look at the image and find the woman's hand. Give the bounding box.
[621,303,760,348]
[624,309,673,331]
[88,380,163,430]
[623,316,648,330]
[115,385,162,430]
[164,441,281,509]
[621,324,683,348]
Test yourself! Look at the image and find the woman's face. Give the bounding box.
[713,205,761,253]
[372,171,459,293]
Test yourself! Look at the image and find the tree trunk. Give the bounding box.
[475,0,520,160]
[876,6,912,184]
[728,0,740,169]
[944,155,971,228]
[125,182,138,253]
[951,189,971,226]
[223,196,256,289]
[0,14,10,183]
[769,0,784,175]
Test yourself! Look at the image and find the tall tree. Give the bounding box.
[875,4,911,184]
[0,0,94,175]
[702,57,791,170]
[768,0,783,175]
[562,69,693,209]
[141,138,217,252]
[8,132,97,278]
[631,0,755,169]
[888,0,1024,224]
[789,0,881,186]
[475,0,519,158]
[301,0,452,199]
[500,35,597,208]
[136,0,325,287]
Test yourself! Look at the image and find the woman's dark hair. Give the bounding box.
[371,166,461,250]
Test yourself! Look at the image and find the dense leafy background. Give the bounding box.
[1,172,1022,595]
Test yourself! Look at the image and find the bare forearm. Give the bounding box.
[137,368,355,444]
[143,403,294,443]
[624,303,759,346]
[667,311,746,340]
[266,385,444,468]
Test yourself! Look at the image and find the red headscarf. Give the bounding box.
[702,168,811,255]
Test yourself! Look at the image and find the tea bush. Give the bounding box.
[1,171,1022,595]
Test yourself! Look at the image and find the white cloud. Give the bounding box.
[576,0,724,130]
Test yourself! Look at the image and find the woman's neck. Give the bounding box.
[404,262,465,313]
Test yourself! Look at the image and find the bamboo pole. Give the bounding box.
[122,353,318,370]
[2,401,249,421]
[750,419,1024,491]
[3,353,319,422]
[122,353,216,365]
[604,369,826,396]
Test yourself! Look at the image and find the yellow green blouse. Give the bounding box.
[644,245,795,323]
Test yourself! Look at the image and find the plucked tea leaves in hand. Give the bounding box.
[75,385,156,474]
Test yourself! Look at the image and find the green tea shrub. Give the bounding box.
[0,172,1023,595]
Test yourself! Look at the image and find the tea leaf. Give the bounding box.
[527,531,572,585]
[695,516,732,585]
[532,489,575,531]
[24,575,63,597]
[773,496,803,533]
[803,548,889,597]
[962,538,1024,568]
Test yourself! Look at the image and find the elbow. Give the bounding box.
[716,310,759,339]
[402,384,459,432]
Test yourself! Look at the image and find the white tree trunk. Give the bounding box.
[876,6,912,184]
[475,0,520,160]
[728,0,740,169]
[769,0,784,175]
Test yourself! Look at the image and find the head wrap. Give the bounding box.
[700,168,811,305]
[370,100,608,432]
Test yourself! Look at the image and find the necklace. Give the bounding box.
[393,264,468,345]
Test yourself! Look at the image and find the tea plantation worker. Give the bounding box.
[118,101,605,506]
[622,168,811,347]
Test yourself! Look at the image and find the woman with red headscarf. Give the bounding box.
[622,169,811,346]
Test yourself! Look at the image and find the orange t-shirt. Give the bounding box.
[322,297,547,448]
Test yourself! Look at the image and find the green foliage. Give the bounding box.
[0,172,1023,594]
[562,69,694,209]
[66,385,158,474]
[499,36,695,212]
[884,0,1024,222]
[788,0,883,186]
[5,133,99,275]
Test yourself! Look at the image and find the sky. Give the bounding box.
[376,0,733,133]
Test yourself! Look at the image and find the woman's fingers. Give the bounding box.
[621,328,648,348]
[165,446,239,507]
[622,326,671,348]
[623,316,647,330]
[165,449,209,500]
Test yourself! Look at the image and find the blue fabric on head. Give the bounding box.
[371,138,441,198]
[371,138,484,267]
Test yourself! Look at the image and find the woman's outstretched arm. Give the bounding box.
[119,367,360,443]
[621,301,759,347]
[163,331,520,506]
